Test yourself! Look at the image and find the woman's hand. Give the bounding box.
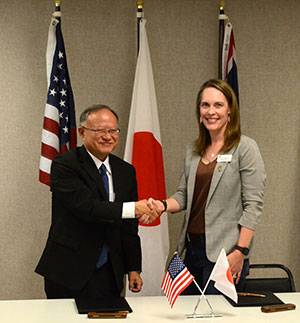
[227,250,244,284]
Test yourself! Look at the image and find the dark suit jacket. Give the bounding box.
[35,146,141,292]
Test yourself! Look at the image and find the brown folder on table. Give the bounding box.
[75,296,132,314]
[225,291,284,307]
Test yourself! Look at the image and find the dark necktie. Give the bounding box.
[96,163,109,268]
[99,164,109,198]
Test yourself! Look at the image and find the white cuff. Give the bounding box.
[122,202,135,219]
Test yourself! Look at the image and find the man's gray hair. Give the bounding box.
[79,104,119,124]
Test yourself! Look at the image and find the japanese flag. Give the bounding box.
[124,19,169,296]
[209,248,237,303]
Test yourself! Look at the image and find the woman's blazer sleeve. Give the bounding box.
[238,136,266,230]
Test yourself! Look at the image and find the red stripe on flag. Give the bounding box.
[161,255,195,308]
[169,269,194,307]
[225,31,235,75]
[70,128,77,149]
[41,143,58,160]
[132,131,166,227]
[43,116,59,134]
[39,170,51,186]
[161,273,172,297]
[161,272,170,290]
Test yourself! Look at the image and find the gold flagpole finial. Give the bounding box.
[54,0,61,7]
[136,0,144,10]
[219,0,225,11]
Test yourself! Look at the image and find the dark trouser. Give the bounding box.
[182,234,249,295]
[45,260,120,299]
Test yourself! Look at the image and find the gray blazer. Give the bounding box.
[172,135,266,262]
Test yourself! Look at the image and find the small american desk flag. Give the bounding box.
[39,11,77,186]
[161,253,194,307]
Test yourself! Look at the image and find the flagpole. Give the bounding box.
[218,0,225,79]
[186,265,222,318]
[54,0,61,11]
[136,0,144,54]
[189,253,224,318]
[191,279,215,316]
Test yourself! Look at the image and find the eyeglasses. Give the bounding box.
[81,125,120,136]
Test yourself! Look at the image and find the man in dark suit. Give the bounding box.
[35,104,156,298]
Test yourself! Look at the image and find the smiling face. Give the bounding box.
[79,108,119,161]
[199,87,230,137]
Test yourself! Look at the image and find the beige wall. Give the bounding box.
[0,0,299,299]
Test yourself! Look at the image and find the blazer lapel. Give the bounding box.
[206,145,238,207]
[109,155,123,201]
[206,163,227,206]
[78,146,108,199]
[186,155,201,213]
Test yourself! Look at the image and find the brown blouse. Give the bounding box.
[187,159,217,235]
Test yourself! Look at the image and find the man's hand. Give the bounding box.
[135,199,150,216]
[135,200,161,224]
[147,198,165,213]
[128,271,143,293]
[138,198,165,224]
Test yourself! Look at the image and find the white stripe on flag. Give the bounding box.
[39,156,52,174]
[41,129,59,150]
[44,103,60,122]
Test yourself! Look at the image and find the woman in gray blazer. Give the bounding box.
[153,79,266,294]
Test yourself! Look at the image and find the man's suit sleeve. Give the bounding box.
[120,167,142,272]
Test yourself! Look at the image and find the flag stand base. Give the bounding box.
[186,292,222,319]
[185,312,222,319]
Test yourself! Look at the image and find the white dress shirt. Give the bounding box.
[86,150,135,219]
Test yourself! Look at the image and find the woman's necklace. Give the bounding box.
[201,147,221,165]
[201,154,218,165]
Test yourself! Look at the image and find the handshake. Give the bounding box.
[134,198,166,224]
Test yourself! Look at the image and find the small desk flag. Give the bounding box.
[209,248,238,303]
[161,253,194,307]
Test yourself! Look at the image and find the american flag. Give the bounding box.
[39,11,77,186]
[161,253,194,307]
[222,22,239,104]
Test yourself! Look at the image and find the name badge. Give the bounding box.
[217,154,232,163]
